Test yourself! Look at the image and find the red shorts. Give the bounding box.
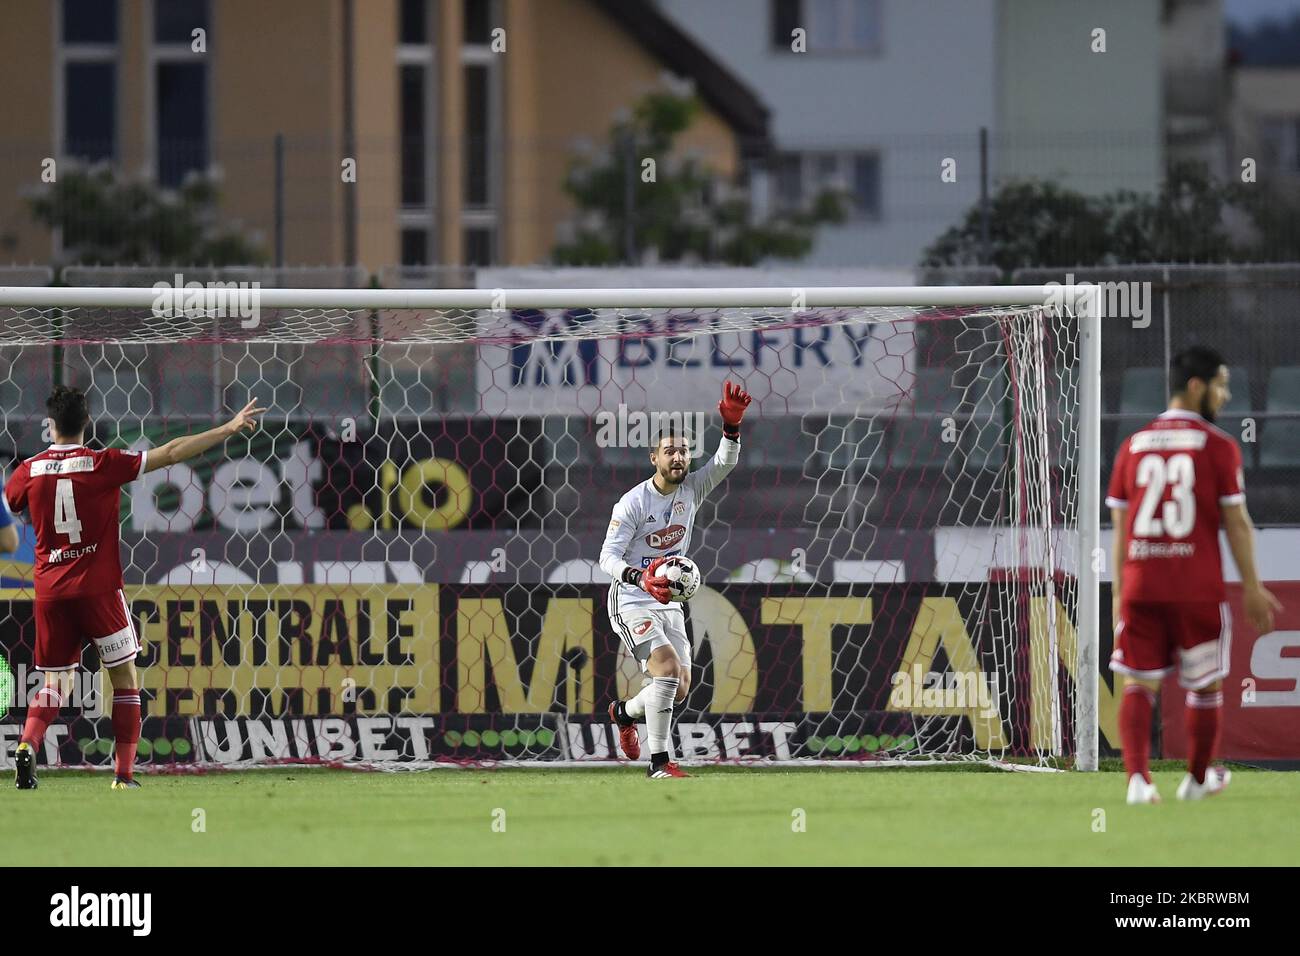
[1110,600,1231,690]
[34,590,140,671]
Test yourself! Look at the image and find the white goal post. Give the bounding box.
[0,284,1101,771]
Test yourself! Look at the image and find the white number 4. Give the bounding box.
[54,478,83,544]
[1133,453,1195,539]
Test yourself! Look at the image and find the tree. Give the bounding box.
[553,91,845,267]
[919,180,1113,275]
[28,164,266,266]
[921,160,1300,276]
[1105,162,1238,264]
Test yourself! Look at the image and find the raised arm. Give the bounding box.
[686,381,751,500]
[144,399,266,474]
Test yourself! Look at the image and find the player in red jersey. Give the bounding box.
[9,386,263,790]
[1107,346,1280,804]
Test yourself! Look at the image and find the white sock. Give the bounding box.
[644,676,679,757]
[624,680,655,719]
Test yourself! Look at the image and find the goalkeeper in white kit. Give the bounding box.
[601,381,752,778]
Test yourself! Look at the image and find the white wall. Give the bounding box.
[655,0,1000,268]
[655,0,1166,268]
[997,0,1163,195]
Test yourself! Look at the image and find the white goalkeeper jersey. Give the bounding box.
[599,436,740,612]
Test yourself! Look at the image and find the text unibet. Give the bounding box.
[49,886,152,937]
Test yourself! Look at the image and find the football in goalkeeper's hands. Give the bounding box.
[661,556,701,603]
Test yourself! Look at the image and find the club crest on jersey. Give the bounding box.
[645,524,685,550]
[672,502,686,516]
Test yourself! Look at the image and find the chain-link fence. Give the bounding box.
[1013,264,1300,525]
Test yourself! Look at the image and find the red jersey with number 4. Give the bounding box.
[1106,410,1243,603]
[4,444,147,599]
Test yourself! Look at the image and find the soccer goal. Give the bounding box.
[0,283,1101,771]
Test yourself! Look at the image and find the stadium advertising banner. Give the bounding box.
[473,268,918,418]
[1157,582,1300,764]
[1,582,1113,767]
[112,419,544,534]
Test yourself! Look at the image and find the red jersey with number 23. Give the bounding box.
[4,444,147,600]
[1106,410,1243,603]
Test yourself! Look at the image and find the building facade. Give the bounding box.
[654,0,1165,267]
[0,0,768,271]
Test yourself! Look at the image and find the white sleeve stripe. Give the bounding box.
[1219,493,1245,505]
[1105,497,1128,509]
[136,449,148,480]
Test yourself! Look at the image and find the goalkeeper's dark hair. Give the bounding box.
[653,426,685,450]
[46,385,91,438]
[1170,346,1226,395]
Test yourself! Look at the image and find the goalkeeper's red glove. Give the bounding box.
[630,557,672,604]
[718,380,752,437]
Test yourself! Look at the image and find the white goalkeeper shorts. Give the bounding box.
[608,588,692,674]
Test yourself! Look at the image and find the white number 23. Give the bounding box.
[1133,453,1196,538]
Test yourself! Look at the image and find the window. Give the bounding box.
[851,153,881,218]
[464,0,491,45]
[774,151,881,220]
[398,2,438,263]
[156,63,207,187]
[400,0,427,44]
[775,153,803,207]
[65,63,116,161]
[61,0,118,162]
[152,0,210,186]
[400,64,427,206]
[813,153,839,186]
[771,0,800,49]
[63,0,117,43]
[154,0,208,44]
[460,2,500,258]
[772,0,881,53]
[464,64,490,207]
[463,228,494,266]
[401,229,429,266]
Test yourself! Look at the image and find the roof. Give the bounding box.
[589,0,772,159]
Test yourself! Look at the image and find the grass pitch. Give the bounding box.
[6,762,1298,866]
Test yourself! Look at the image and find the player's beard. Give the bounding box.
[660,464,687,486]
[1200,393,1217,424]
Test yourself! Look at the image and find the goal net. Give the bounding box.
[0,285,1100,770]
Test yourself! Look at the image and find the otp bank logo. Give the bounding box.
[645,524,685,550]
[633,620,653,636]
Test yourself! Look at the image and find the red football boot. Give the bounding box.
[647,761,690,779]
[608,700,641,760]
